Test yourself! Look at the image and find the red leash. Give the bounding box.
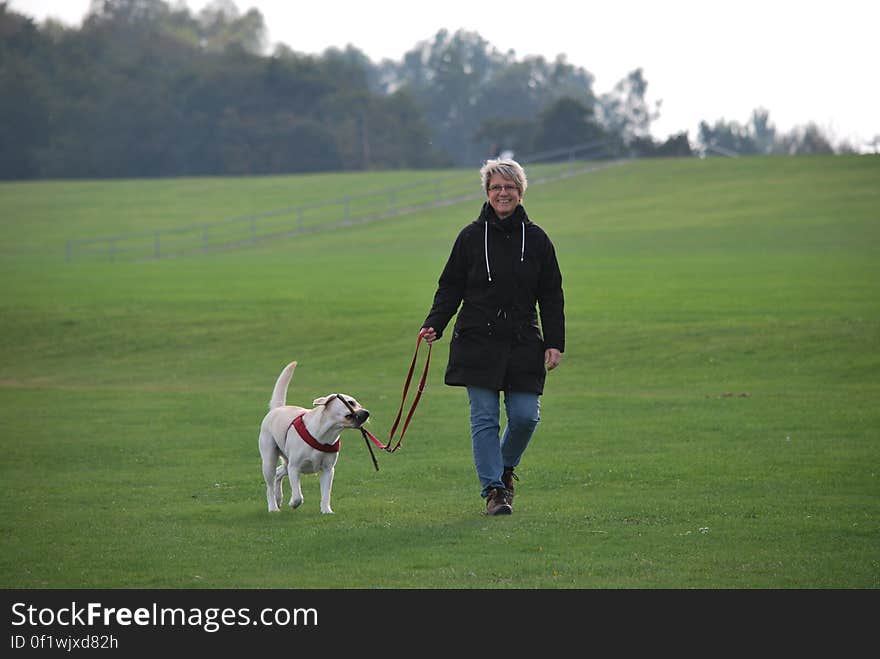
[386,328,432,452]
[360,328,432,456]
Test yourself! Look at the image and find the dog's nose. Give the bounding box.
[355,409,370,424]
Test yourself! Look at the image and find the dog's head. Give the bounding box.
[313,393,370,429]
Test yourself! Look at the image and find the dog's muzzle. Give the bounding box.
[333,394,370,427]
[350,409,370,427]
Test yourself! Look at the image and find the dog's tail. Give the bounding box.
[269,361,297,409]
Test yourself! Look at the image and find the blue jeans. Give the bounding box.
[467,386,541,498]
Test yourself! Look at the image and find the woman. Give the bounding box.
[421,158,565,515]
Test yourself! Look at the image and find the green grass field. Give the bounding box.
[1,155,877,588]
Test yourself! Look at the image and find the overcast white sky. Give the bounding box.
[10,0,880,149]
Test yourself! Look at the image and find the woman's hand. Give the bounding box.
[422,327,438,343]
[545,348,562,371]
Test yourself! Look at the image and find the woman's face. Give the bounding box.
[486,173,522,219]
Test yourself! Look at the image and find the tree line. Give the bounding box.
[0,0,851,180]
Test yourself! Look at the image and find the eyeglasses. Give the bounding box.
[488,184,518,193]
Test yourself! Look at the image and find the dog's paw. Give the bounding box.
[289,497,303,509]
[320,507,334,514]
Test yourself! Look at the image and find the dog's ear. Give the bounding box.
[313,395,333,406]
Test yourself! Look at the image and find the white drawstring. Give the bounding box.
[484,221,492,282]
[521,221,525,262]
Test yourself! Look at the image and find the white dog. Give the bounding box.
[259,361,370,514]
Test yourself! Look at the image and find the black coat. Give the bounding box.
[422,202,565,394]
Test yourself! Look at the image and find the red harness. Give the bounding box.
[289,413,340,453]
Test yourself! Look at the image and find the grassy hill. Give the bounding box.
[1,155,877,588]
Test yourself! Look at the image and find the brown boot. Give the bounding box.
[502,468,518,506]
[485,487,512,516]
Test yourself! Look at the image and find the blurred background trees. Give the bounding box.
[0,0,853,179]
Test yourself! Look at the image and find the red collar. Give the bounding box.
[290,413,340,453]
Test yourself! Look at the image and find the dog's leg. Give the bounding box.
[318,466,335,514]
[262,457,281,513]
[287,464,304,510]
[274,461,287,509]
[259,427,284,512]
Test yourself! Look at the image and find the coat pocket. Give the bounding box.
[516,322,543,345]
[450,320,495,369]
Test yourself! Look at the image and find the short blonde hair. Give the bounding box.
[480,158,528,195]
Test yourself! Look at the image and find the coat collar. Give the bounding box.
[479,201,529,229]
[477,202,529,282]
